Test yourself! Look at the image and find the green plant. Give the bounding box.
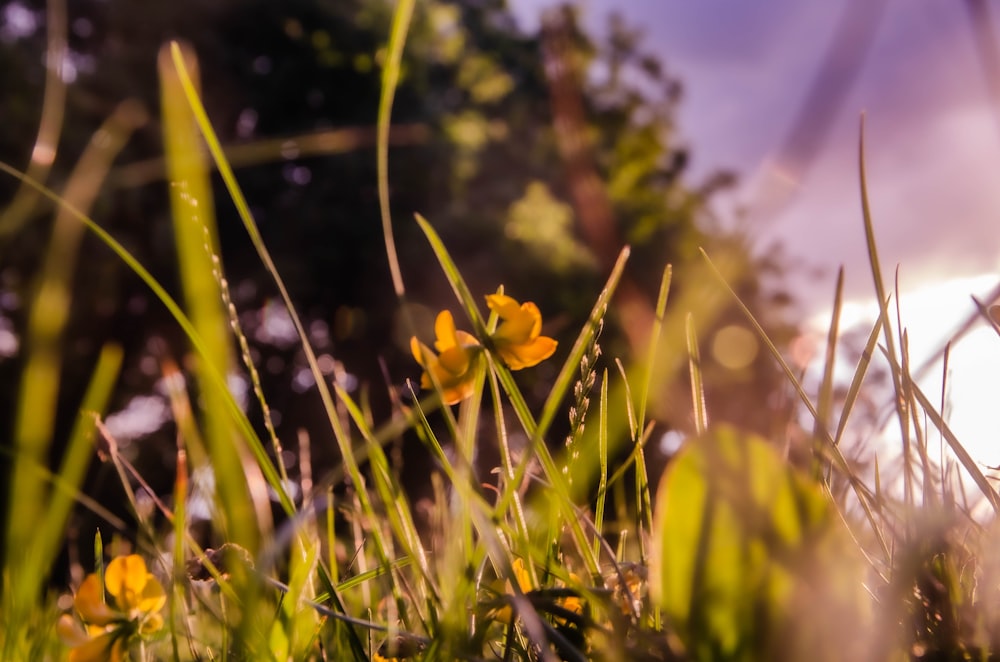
[2,3,999,661]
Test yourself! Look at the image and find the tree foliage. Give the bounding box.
[0,0,797,546]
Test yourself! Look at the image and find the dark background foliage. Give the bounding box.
[0,0,797,562]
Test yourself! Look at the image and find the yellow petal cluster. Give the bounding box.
[410,310,481,405]
[410,291,557,405]
[486,293,557,369]
[58,554,166,662]
[488,557,534,624]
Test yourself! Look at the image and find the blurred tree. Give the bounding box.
[0,0,798,558]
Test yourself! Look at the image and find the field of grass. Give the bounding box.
[4,5,1000,661]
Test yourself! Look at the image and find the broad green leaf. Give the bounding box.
[650,425,866,661]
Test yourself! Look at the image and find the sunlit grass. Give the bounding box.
[3,6,1000,662]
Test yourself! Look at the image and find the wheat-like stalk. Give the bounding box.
[563,305,605,489]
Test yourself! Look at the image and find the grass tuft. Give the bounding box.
[4,12,1000,662]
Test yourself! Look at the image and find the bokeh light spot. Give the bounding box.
[711,324,759,370]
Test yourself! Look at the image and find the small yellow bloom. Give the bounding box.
[488,557,533,624]
[59,554,166,662]
[410,310,481,405]
[55,620,123,662]
[509,556,533,593]
[555,572,585,626]
[486,293,557,369]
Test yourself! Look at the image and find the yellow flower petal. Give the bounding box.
[438,344,472,375]
[486,293,557,369]
[105,555,149,609]
[74,574,118,627]
[433,309,460,352]
[63,556,164,662]
[488,558,534,625]
[489,603,514,625]
[410,336,429,367]
[136,574,166,616]
[410,311,481,405]
[67,630,123,662]
[444,384,475,404]
[497,336,557,370]
[485,294,522,322]
[57,614,90,647]
[139,611,165,636]
[511,557,532,592]
[494,311,536,345]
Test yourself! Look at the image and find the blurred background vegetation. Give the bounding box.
[0,0,799,577]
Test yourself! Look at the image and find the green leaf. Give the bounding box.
[650,425,864,660]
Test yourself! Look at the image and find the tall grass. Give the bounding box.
[2,5,1000,661]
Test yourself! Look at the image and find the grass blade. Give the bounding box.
[160,42,263,551]
[685,313,708,435]
[593,370,609,561]
[6,100,144,628]
[700,247,890,562]
[18,343,122,605]
[378,0,416,298]
[833,305,885,446]
[815,267,844,467]
[0,0,67,237]
[889,351,1000,512]
[858,116,909,477]
[167,45,373,541]
[413,213,490,336]
[636,265,672,437]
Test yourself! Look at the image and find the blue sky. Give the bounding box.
[509,0,1000,468]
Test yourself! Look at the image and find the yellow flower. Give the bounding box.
[488,557,533,624]
[486,293,557,369]
[554,572,585,627]
[59,554,166,662]
[410,310,481,405]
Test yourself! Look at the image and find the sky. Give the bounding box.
[509,0,1000,470]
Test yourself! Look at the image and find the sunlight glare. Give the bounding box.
[807,273,1000,470]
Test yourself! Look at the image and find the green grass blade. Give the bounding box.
[538,248,629,444]
[0,0,67,237]
[858,117,910,471]
[592,370,609,561]
[486,368,533,580]
[18,343,122,602]
[0,163,296,520]
[413,213,490,336]
[378,0,416,298]
[490,351,599,575]
[160,42,261,552]
[833,303,886,446]
[112,124,430,190]
[168,43,365,527]
[858,117,897,372]
[891,352,1000,512]
[615,358,637,441]
[336,385,437,605]
[700,247,890,562]
[632,424,653,567]
[938,342,951,492]
[636,265,672,437]
[6,101,143,626]
[898,328,915,508]
[815,267,844,467]
[171,447,188,662]
[606,422,654,491]
[685,313,708,435]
